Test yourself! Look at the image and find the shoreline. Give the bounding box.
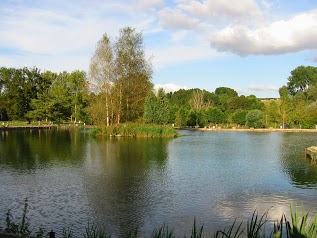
[179,127,317,133]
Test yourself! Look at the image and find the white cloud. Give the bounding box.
[149,43,224,68]
[154,83,188,93]
[178,0,263,23]
[210,10,317,55]
[248,84,280,91]
[135,0,163,10]
[0,6,115,55]
[158,7,208,31]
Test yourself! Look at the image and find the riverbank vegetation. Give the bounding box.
[90,123,180,138]
[1,27,317,131]
[2,200,317,238]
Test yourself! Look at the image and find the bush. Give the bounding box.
[246,110,264,128]
[90,123,180,138]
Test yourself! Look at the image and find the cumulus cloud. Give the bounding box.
[248,84,280,91]
[154,83,188,93]
[210,10,317,55]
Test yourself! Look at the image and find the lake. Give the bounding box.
[0,128,317,236]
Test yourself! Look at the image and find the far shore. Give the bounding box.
[179,127,317,133]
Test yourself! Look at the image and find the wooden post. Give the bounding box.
[49,230,55,238]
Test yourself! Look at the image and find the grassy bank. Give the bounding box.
[1,201,317,238]
[0,121,87,129]
[90,123,180,138]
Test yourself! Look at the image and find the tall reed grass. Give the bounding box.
[1,202,317,238]
[90,123,180,138]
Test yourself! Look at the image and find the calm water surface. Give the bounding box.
[0,129,317,236]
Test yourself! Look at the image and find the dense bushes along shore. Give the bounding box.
[2,199,317,238]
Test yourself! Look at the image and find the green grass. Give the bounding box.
[91,123,180,138]
[2,202,317,238]
[0,120,86,128]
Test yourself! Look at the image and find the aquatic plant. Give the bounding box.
[90,123,180,138]
[2,202,317,238]
[4,198,31,236]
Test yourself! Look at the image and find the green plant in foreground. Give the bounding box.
[215,219,244,238]
[151,224,174,238]
[124,227,139,238]
[3,202,317,238]
[246,210,268,238]
[5,198,31,236]
[285,204,317,238]
[190,218,204,238]
[84,222,111,238]
[63,227,75,238]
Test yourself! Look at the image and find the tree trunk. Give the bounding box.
[106,94,109,127]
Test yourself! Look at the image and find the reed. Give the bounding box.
[90,123,180,138]
[2,201,317,238]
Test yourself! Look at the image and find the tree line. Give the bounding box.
[1,27,317,129]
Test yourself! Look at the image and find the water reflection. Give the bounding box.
[0,128,87,169]
[0,130,317,237]
[82,137,171,236]
[278,132,317,188]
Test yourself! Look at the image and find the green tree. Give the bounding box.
[25,70,56,122]
[67,70,89,123]
[287,66,317,96]
[144,93,157,124]
[175,107,188,127]
[291,93,308,128]
[144,88,170,125]
[187,109,197,127]
[206,107,228,124]
[307,85,317,101]
[231,109,247,125]
[279,86,293,128]
[89,33,115,126]
[0,67,45,121]
[114,27,153,123]
[264,100,281,128]
[246,109,264,128]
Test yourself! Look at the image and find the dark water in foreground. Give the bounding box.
[0,129,317,236]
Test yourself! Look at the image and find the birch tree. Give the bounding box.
[114,27,153,123]
[89,33,114,126]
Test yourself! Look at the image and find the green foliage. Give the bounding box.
[91,123,179,138]
[285,204,317,238]
[231,109,247,125]
[63,227,75,238]
[187,110,197,127]
[4,62,317,129]
[246,210,268,238]
[84,223,111,238]
[206,107,228,124]
[144,89,170,125]
[175,107,188,127]
[167,87,265,128]
[215,220,243,238]
[190,219,204,238]
[151,224,174,238]
[115,27,153,122]
[246,110,264,128]
[4,198,31,236]
[287,65,317,96]
[0,67,89,124]
[3,202,317,238]
[263,100,281,128]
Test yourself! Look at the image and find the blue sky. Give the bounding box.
[1,0,317,98]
